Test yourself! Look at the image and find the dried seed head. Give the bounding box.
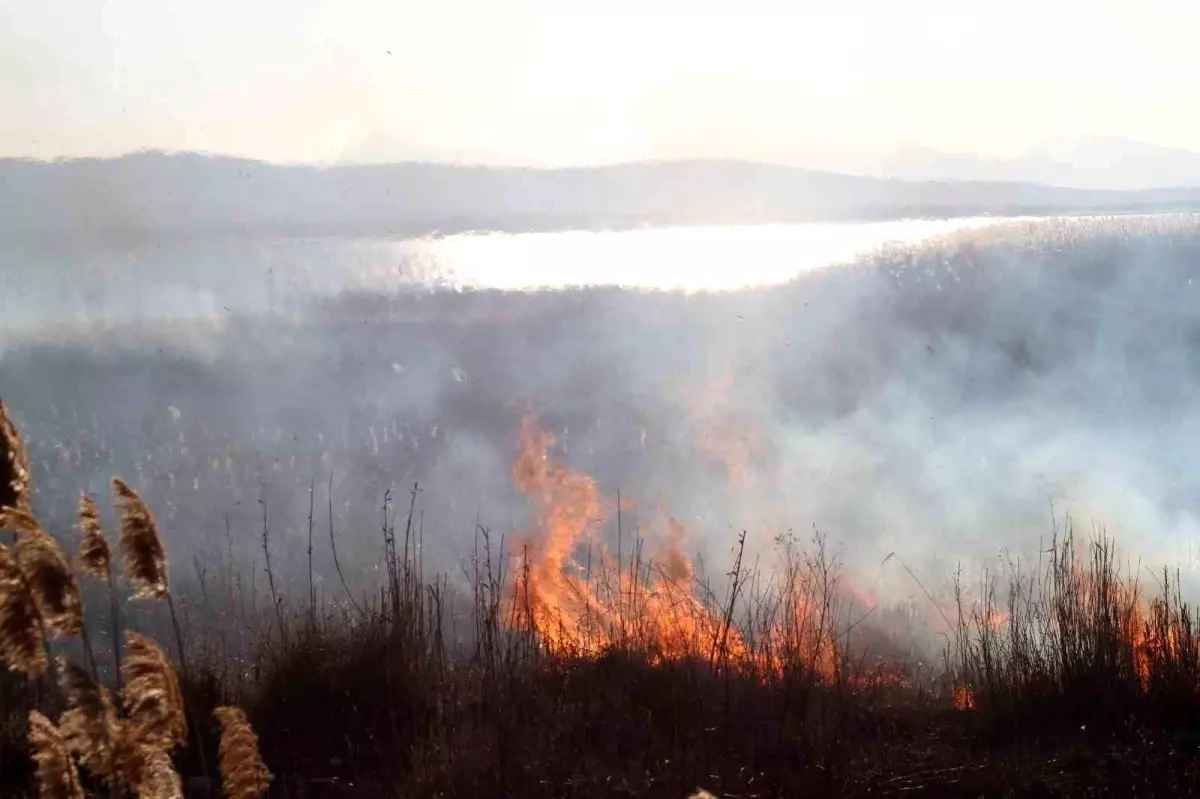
[0,545,46,676]
[76,494,112,580]
[112,727,183,799]
[214,706,272,799]
[28,710,84,799]
[1,509,83,638]
[112,479,168,599]
[122,631,186,752]
[58,659,119,779]
[0,399,32,514]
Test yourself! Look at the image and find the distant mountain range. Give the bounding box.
[862,136,1200,192]
[4,148,1200,244]
[339,134,1200,193]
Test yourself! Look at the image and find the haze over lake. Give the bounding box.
[7,211,1200,605]
[3,216,1014,334]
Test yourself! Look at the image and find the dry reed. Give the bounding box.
[28,710,84,799]
[0,543,46,676]
[112,479,168,600]
[0,397,32,513]
[77,491,123,693]
[113,736,184,799]
[0,508,83,638]
[122,631,187,753]
[214,706,272,799]
[76,494,112,581]
[58,659,119,780]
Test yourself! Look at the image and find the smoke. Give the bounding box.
[4,214,1200,613]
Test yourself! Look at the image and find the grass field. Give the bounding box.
[7,400,1200,798]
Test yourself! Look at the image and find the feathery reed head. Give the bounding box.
[214,706,272,799]
[58,659,119,779]
[0,398,32,514]
[1,508,83,638]
[76,493,112,581]
[114,739,183,799]
[112,478,168,599]
[28,710,84,799]
[0,544,46,676]
[122,631,187,752]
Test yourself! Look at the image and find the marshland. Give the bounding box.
[6,208,1200,797]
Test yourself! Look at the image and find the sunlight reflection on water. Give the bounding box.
[384,217,1012,292]
[1,217,1018,338]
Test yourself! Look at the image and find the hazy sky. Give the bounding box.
[4,0,1199,165]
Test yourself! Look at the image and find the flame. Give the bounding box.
[510,414,733,660]
[953,684,975,710]
[507,415,861,686]
[986,608,1008,631]
[510,415,607,650]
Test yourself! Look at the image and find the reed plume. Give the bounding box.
[0,508,83,638]
[111,483,208,778]
[135,747,183,799]
[58,659,119,780]
[112,478,168,599]
[0,398,32,513]
[122,631,187,752]
[78,491,123,693]
[112,729,183,796]
[28,710,84,799]
[77,494,112,580]
[0,544,46,676]
[214,706,272,799]
[111,728,183,799]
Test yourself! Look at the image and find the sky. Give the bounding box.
[3,0,1200,166]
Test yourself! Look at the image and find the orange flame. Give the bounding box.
[510,415,735,660]
[508,415,850,682]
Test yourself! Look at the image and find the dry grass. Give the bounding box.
[0,544,47,677]
[75,496,112,583]
[214,707,271,799]
[9,398,1200,796]
[948,524,1200,736]
[0,408,265,799]
[111,480,167,601]
[58,660,119,781]
[112,744,182,799]
[0,398,33,513]
[120,632,186,755]
[1,508,84,639]
[28,711,84,799]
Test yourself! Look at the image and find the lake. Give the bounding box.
[0,216,1014,335]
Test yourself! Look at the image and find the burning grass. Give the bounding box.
[192,417,1200,796]
[9,408,1200,795]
